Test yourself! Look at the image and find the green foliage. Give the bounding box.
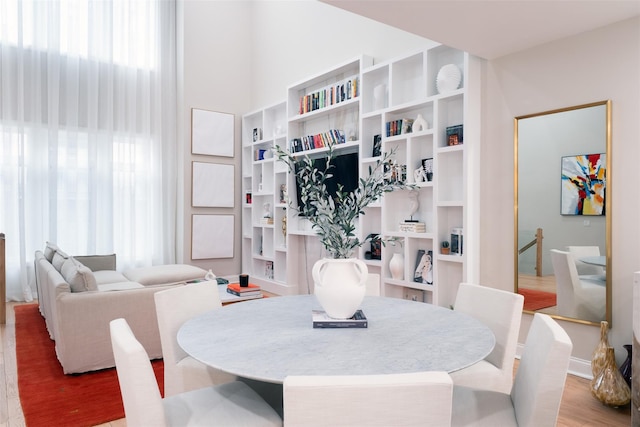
[442,241,450,248]
[273,144,411,259]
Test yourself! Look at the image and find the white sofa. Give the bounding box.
[34,242,208,374]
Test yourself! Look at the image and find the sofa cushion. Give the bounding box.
[44,242,59,262]
[61,257,98,292]
[74,254,117,272]
[123,264,207,286]
[98,282,145,292]
[93,270,129,285]
[52,251,68,271]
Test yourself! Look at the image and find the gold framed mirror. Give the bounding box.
[514,100,611,326]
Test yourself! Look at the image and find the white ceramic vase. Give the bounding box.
[413,114,429,132]
[312,258,368,319]
[389,252,404,280]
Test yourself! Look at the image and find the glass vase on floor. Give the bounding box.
[619,344,632,387]
[590,347,631,407]
[591,320,611,377]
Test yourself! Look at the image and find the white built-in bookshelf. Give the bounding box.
[242,47,480,307]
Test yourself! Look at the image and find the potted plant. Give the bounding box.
[273,143,409,318]
[441,241,450,255]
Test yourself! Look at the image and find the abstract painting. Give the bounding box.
[561,153,606,215]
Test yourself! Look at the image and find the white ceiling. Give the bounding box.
[320,0,640,59]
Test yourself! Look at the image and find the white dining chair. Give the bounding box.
[154,281,235,396]
[566,245,604,276]
[550,249,605,322]
[283,371,453,427]
[451,312,572,427]
[365,273,381,296]
[110,318,282,427]
[449,282,524,394]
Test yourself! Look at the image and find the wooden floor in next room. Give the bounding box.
[0,301,631,426]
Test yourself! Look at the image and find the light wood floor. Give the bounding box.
[0,302,631,426]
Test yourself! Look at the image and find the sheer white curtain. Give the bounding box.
[0,0,177,301]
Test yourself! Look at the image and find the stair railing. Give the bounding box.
[518,228,543,277]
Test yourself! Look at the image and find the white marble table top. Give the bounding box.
[177,295,495,384]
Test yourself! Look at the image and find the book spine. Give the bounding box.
[226,288,261,296]
[313,321,368,328]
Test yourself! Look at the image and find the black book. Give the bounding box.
[312,309,368,328]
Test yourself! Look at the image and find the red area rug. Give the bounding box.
[518,288,557,311]
[15,304,164,427]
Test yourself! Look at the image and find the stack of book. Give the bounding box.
[226,283,263,300]
[399,221,426,233]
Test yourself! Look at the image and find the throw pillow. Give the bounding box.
[44,242,59,262]
[52,251,68,271]
[61,257,98,292]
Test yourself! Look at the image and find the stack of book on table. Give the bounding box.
[226,283,263,300]
[312,309,368,328]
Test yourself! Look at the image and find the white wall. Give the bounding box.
[178,1,252,274]
[178,0,436,276]
[248,1,437,110]
[481,16,640,365]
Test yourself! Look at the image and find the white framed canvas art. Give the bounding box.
[191,214,234,259]
[191,108,234,157]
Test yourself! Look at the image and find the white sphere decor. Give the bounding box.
[436,64,462,94]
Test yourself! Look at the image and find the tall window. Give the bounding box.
[0,0,177,301]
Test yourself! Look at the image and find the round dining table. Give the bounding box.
[177,294,495,384]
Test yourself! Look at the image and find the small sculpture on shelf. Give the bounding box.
[408,190,419,220]
[399,190,425,233]
[413,113,429,132]
[280,184,287,204]
[260,203,274,225]
[281,213,287,241]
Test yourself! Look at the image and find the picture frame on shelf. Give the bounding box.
[253,127,262,142]
[446,124,463,146]
[451,228,463,255]
[422,158,433,182]
[401,118,414,134]
[372,134,382,157]
[413,250,433,284]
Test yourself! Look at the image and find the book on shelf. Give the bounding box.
[260,217,274,225]
[298,76,359,115]
[312,309,368,329]
[227,283,261,293]
[289,129,346,153]
[227,288,262,297]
